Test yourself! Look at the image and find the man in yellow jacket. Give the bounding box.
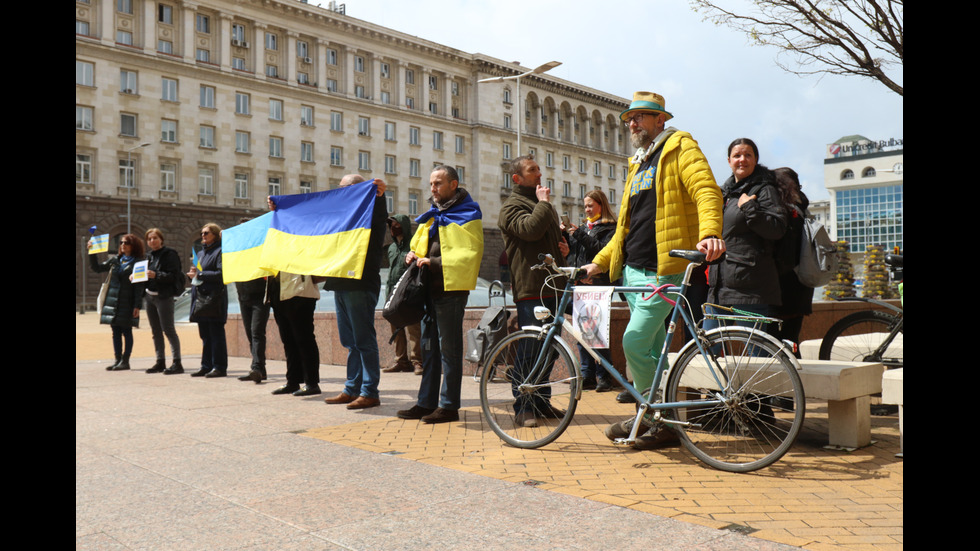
[582,91,725,449]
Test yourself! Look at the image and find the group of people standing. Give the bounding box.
[87,89,813,452]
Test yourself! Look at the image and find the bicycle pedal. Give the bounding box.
[612,438,634,447]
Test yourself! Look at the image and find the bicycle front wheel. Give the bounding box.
[666,328,805,472]
[479,329,580,448]
[819,310,903,368]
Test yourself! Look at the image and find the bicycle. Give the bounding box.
[819,253,903,368]
[478,250,806,473]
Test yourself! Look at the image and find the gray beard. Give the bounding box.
[630,129,652,150]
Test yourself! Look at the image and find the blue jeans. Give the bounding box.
[417,294,467,410]
[512,296,560,414]
[621,266,683,396]
[335,289,381,399]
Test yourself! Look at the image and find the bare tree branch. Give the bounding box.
[691,0,903,95]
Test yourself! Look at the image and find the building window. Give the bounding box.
[455,136,464,154]
[330,146,343,166]
[269,136,283,158]
[297,41,308,59]
[451,81,459,96]
[301,142,313,163]
[546,152,554,168]
[504,114,511,129]
[429,75,438,90]
[235,92,250,115]
[409,159,420,178]
[385,155,396,174]
[409,126,420,145]
[235,131,249,153]
[157,40,173,54]
[385,121,396,141]
[609,164,616,179]
[433,131,444,150]
[231,24,246,43]
[594,161,602,177]
[579,159,586,173]
[232,57,246,71]
[196,14,210,33]
[456,166,466,184]
[502,142,511,160]
[385,190,394,212]
[119,159,135,188]
[562,181,571,197]
[160,163,176,191]
[76,105,94,131]
[268,177,281,196]
[380,63,390,78]
[116,30,133,46]
[358,116,370,136]
[380,91,390,104]
[354,56,365,72]
[355,85,366,99]
[269,99,283,121]
[406,97,415,109]
[609,188,617,204]
[76,60,94,87]
[235,172,249,199]
[161,120,177,143]
[862,167,877,177]
[358,151,371,171]
[117,0,133,14]
[409,192,419,216]
[196,49,211,63]
[160,78,178,102]
[563,155,571,171]
[198,167,215,195]
[76,20,90,35]
[300,180,313,194]
[265,32,277,50]
[76,154,92,184]
[120,69,138,94]
[579,184,586,199]
[326,48,337,65]
[405,69,415,84]
[265,65,278,78]
[429,102,438,115]
[298,72,310,85]
[199,125,214,148]
[200,85,215,108]
[502,174,511,189]
[301,105,314,126]
[503,88,511,104]
[326,79,338,92]
[120,113,137,137]
[841,169,854,180]
[330,111,343,132]
[158,4,173,24]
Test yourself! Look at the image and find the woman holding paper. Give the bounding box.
[143,228,185,374]
[89,234,147,371]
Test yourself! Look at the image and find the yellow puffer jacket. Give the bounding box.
[592,130,723,280]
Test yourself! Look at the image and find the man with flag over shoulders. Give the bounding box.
[397,166,484,424]
[582,92,725,450]
[322,174,389,409]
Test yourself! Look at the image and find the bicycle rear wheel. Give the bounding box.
[479,329,579,448]
[819,310,903,368]
[666,328,805,472]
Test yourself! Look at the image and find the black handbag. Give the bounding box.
[190,287,222,320]
[382,263,427,336]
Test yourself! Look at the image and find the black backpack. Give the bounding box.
[382,263,427,339]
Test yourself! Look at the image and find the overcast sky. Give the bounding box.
[336,0,903,201]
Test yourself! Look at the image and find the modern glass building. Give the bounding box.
[823,135,904,253]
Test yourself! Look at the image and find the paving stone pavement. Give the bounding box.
[76,313,902,550]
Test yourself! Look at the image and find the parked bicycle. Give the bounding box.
[478,250,805,473]
[819,253,903,368]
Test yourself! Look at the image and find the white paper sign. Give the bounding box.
[572,286,612,349]
[131,260,149,282]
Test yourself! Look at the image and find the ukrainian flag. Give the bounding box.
[221,212,276,284]
[260,181,377,279]
[411,192,484,291]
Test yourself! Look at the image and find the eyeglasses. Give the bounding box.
[623,113,646,127]
[201,231,211,236]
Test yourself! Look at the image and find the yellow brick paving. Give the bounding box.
[305,390,902,550]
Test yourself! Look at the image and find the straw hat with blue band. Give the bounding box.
[620,91,673,122]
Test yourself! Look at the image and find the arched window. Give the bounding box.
[503,88,511,104]
[841,169,854,180]
[862,167,876,177]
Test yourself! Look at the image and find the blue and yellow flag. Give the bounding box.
[221,212,276,284]
[260,181,377,278]
[411,192,483,291]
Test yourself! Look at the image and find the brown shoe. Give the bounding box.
[632,425,681,450]
[347,396,381,409]
[382,363,413,373]
[413,361,424,375]
[324,392,355,405]
[421,407,459,424]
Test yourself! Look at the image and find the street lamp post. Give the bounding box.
[125,142,152,234]
[478,61,561,157]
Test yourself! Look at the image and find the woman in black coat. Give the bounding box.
[706,138,788,330]
[564,190,617,392]
[89,234,146,371]
[770,167,814,351]
[143,228,185,374]
[188,223,228,378]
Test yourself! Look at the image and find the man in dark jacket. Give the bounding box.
[382,214,423,374]
[498,155,569,428]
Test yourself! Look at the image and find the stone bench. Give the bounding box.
[881,368,904,456]
[666,353,883,449]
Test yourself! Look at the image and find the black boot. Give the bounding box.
[146,360,166,374]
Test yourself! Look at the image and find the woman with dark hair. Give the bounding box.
[89,234,147,371]
[188,223,228,378]
[143,228,185,374]
[565,189,618,392]
[770,167,814,350]
[705,138,788,329]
